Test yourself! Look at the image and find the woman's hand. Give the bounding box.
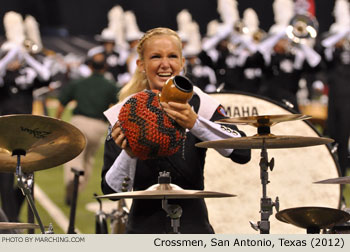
[111,123,135,157]
[161,101,198,129]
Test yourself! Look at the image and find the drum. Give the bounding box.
[204,92,341,234]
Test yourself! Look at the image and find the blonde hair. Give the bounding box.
[118,27,183,101]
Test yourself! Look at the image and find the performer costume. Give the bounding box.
[101,87,251,233]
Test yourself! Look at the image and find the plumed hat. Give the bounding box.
[269,0,295,34]
[243,8,259,36]
[330,0,350,33]
[124,11,144,42]
[118,90,186,160]
[1,11,25,51]
[217,0,240,26]
[176,9,201,57]
[106,5,128,49]
[24,15,43,52]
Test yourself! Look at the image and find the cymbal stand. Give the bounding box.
[13,149,48,234]
[162,199,182,234]
[67,168,84,234]
[158,171,183,234]
[251,132,279,234]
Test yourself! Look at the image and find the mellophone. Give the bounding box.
[1,105,350,234]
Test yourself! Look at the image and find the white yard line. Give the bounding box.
[34,184,81,234]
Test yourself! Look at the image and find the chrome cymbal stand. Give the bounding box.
[13,149,52,234]
[250,127,279,234]
[159,171,182,234]
[162,199,182,234]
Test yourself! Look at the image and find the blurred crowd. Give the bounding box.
[1,0,350,222]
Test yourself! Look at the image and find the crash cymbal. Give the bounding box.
[215,114,311,127]
[195,134,334,149]
[0,222,41,230]
[96,183,236,200]
[275,207,350,231]
[314,176,350,184]
[0,114,86,173]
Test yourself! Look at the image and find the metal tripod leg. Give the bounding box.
[14,151,46,234]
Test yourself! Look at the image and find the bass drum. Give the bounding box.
[204,92,341,234]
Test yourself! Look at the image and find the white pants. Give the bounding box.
[63,115,107,191]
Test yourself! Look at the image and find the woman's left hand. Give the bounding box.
[161,101,198,129]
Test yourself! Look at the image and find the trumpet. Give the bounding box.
[286,14,319,43]
[23,39,41,54]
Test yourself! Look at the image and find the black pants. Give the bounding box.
[327,96,350,176]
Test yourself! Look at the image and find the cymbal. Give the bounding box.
[195,134,334,149]
[0,114,86,173]
[0,222,41,230]
[314,176,350,184]
[96,183,236,200]
[215,114,311,127]
[275,207,350,230]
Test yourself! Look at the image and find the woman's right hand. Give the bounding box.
[111,123,135,158]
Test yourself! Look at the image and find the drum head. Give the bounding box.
[204,92,341,234]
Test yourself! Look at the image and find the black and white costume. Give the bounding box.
[101,87,251,233]
[185,57,217,92]
[258,32,321,111]
[87,45,128,84]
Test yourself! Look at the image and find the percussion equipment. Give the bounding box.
[96,183,235,200]
[0,114,86,234]
[0,114,86,173]
[0,222,41,230]
[159,75,194,104]
[203,92,341,234]
[94,193,108,234]
[197,113,332,233]
[97,172,234,234]
[216,114,311,127]
[315,176,350,184]
[275,207,350,233]
[196,134,333,149]
[118,89,186,160]
[330,208,350,234]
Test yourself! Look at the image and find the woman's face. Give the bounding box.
[137,35,184,90]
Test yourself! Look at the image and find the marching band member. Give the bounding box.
[123,10,144,85]
[101,27,251,233]
[177,9,217,92]
[258,0,321,111]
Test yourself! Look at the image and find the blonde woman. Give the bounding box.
[101,27,250,233]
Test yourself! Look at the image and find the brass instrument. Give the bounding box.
[23,39,41,54]
[252,28,267,43]
[228,20,249,53]
[233,20,249,35]
[286,14,318,43]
